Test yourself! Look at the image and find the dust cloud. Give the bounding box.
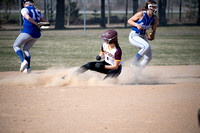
[0,67,120,87]
[0,65,174,87]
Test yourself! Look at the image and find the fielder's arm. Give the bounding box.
[127,11,144,30]
[23,13,39,27]
[149,16,158,40]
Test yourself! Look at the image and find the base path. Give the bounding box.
[0,65,200,133]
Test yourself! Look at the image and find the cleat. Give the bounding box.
[130,63,135,67]
[130,64,138,69]
[23,68,31,74]
[20,60,28,72]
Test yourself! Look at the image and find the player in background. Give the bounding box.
[128,0,158,70]
[75,30,122,80]
[13,0,47,73]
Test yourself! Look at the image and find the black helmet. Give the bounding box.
[101,30,118,44]
[23,0,34,3]
[22,0,34,5]
[21,0,34,8]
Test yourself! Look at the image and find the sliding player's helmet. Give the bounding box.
[101,30,118,44]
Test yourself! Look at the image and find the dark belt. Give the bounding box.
[135,31,145,35]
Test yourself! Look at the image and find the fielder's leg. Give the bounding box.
[23,38,37,72]
[13,33,31,72]
[129,31,150,67]
[132,53,142,66]
[139,47,152,69]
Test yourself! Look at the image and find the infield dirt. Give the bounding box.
[0,65,200,133]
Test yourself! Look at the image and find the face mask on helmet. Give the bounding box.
[100,36,118,45]
[148,4,157,14]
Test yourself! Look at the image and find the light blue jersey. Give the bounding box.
[21,5,42,38]
[132,11,155,35]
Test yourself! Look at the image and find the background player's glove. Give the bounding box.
[95,63,105,69]
[96,55,101,60]
[147,32,154,41]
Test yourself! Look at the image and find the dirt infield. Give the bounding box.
[0,65,200,133]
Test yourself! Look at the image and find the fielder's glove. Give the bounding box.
[95,62,105,69]
[37,22,50,29]
[37,24,41,30]
[96,55,101,60]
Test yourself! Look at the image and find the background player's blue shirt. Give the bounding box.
[132,11,155,35]
[21,5,42,38]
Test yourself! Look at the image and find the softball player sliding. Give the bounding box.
[76,30,122,80]
[128,0,158,70]
[13,0,47,73]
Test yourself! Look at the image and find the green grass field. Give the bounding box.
[0,26,200,72]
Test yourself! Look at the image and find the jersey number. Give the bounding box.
[31,9,40,21]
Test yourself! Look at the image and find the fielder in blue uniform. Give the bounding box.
[13,0,47,73]
[128,0,158,70]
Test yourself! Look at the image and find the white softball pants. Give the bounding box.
[13,33,37,57]
[129,30,152,67]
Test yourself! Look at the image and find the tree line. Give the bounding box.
[55,0,200,29]
[0,0,199,28]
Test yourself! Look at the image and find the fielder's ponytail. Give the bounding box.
[33,4,41,12]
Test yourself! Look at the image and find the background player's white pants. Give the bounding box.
[13,33,37,57]
[129,30,152,68]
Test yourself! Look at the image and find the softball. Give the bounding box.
[149,32,152,35]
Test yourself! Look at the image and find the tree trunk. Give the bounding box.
[44,0,48,21]
[50,0,55,22]
[107,0,111,25]
[133,0,138,15]
[197,0,200,25]
[55,0,65,29]
[100,0,106,28]
[158,0,167,25]
[124,0,128,27]
[179,0,182,23]
[67,0,71,26]
[171,1,173,19]
[168,0,170,20]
